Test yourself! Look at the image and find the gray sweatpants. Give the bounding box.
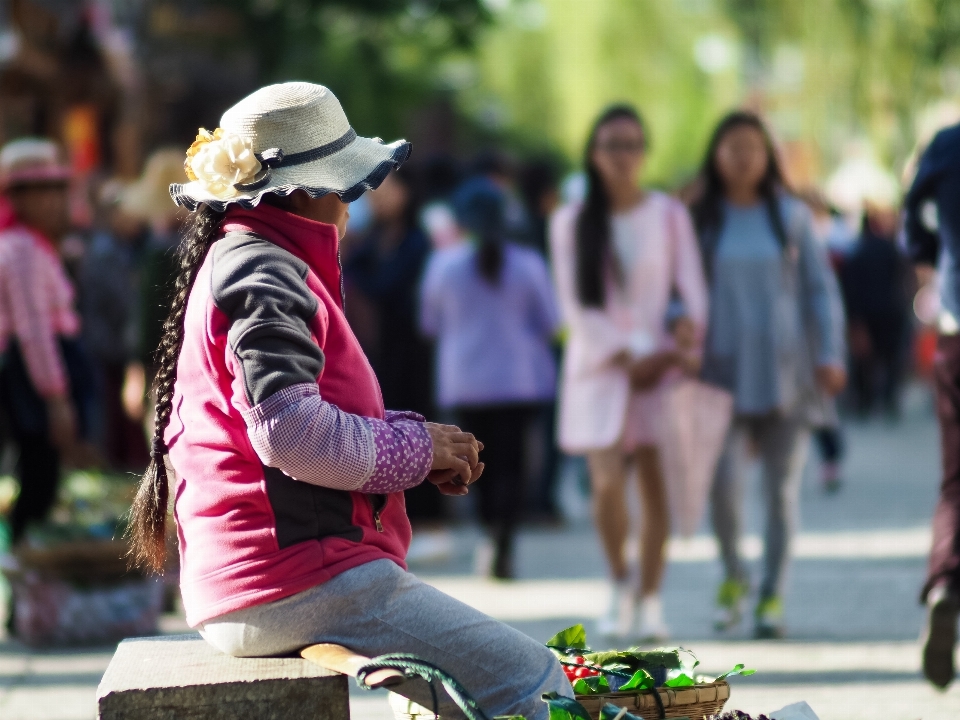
[710,413,810,599]
[199,559,571,719]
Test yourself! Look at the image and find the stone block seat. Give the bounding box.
[96,634,351,720]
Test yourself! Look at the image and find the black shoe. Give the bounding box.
[922,586,959,689]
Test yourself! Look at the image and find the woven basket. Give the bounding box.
[576,680,730,720]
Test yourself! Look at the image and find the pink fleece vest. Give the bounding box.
[166,204,411,627]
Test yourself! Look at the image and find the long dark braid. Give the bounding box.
[127,205,224,572]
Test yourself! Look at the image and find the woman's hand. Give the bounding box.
[629,351,681,390]
[671,316,697,353]
[676,353,702,376]
[816,365,847,396]
[610,349,633,369]
[427,464,485,496]
[424,423,484,494]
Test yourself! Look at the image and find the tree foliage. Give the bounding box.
[466,0,960,185]
[214,0,491,140]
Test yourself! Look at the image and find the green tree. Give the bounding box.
[218,0,492,140]
[466,0,960,185]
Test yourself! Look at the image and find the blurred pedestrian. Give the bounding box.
[344,168,440,529]
[692,112,846,639]
[519,156,563,256]
[800,188,855,493]
[840,201,913,420]
[0,138,93,542]
[80,181,150,470]
[518,156,564,522]
[118,148,188,434]
[420,177,560,579]
[472,149,535,247]
[551,105,708,641]
[905,120,960,688]
[420,154,465,251]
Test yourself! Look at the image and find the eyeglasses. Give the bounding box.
[595,140,645,155]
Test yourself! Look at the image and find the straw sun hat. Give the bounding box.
[170,82,411,212]
[121,148,188,223]
[0,138,71,190]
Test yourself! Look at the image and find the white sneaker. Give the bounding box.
[597,579,634,639]
[636,594,670,643]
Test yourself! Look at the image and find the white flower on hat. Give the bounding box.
[184,128,261,200]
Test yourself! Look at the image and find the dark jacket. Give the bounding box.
[906,122,960,319]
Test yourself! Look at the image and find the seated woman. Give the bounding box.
[128,82,570,719]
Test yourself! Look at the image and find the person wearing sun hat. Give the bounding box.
[126,82,571,717]
[0,138,90,544]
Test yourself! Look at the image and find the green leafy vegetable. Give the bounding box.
[572,674,611,695]
[638,648,683,669]
[714,664,756,681]
[546,625,588,651]
[541,692,591,720]
[583,647,681,671]
[679,647,700,671]
[663,673,695,688]
[618,669,656,692]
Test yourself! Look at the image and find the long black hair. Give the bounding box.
[690,111,790,275]
[575,105,647,307]
[127,204,224,572]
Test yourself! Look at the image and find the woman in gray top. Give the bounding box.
[691,112,847,639]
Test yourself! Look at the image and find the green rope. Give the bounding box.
[356,653,491,720]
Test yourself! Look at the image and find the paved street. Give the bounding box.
[1,384,958,719]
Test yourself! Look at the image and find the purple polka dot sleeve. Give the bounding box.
[360,416,434,494]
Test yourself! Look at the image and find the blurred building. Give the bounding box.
[0,0,258,206]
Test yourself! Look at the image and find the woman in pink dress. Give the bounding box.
[551,106,708,642]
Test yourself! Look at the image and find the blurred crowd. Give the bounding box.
[0,104,930,643]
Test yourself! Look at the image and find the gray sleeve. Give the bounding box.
[793,203,846,367]
[212,232,325,406]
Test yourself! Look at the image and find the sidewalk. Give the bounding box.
[1,385,957,719]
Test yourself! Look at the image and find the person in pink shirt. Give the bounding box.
[551,106,709,642]
[0,138,87,543]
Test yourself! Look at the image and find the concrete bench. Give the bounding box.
[96,634,351,720]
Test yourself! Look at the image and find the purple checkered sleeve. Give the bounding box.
[240,383,432,493]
